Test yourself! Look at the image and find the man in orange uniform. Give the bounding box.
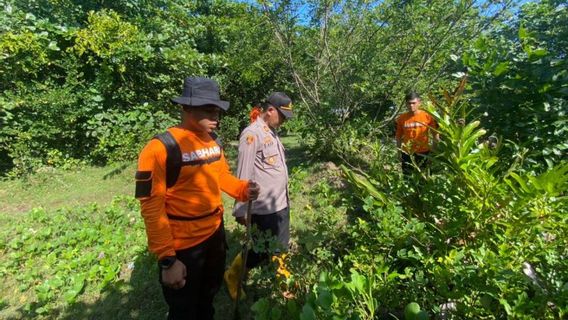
[395,92,439,174]
[135,77,259,320]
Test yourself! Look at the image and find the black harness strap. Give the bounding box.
[154,131,182,189]
[209,131,223,150]
[153,130,223,189]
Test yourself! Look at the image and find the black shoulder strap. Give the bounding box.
[154,131,181,189]
[209,132,223,150]
[154,131,222,189]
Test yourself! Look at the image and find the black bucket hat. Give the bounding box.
[267,92,293,118]
[171,77,230,111]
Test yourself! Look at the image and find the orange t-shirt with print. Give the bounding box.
[135,127,249,259]
[396,110,437,154]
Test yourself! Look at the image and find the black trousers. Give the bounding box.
[401,151,430,175]
[246,207,290,269]
[160,224,226,320]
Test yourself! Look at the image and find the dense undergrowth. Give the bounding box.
[0,126,565,319]
[249,85,567,319]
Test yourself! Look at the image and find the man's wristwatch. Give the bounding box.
[159,256,177,270]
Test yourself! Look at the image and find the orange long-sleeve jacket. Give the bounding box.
[135,127,249,259]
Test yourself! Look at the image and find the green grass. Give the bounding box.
[0,163,135,215]
[0,135,346,319]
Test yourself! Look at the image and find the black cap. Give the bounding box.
[266,92,293,119]
[171,77,230,111]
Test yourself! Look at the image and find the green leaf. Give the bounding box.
[252,298,270,315]
[317,289,333,310]
[47,41,60,51]
[509,172,531,193]
[340,165,387,205]
[529,48,548,59]
[518,25,528,40]
[349,271,366,293]
[300,304,316,320]
[286,300,300,317]
[270,307,282,320]
[35,307,47,314]
[493,62,508,76]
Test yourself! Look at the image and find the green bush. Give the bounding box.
[0,1,287,176]
[86,105,177,164]
[332,83,568,319]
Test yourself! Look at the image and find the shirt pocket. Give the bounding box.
[262,145,281,169]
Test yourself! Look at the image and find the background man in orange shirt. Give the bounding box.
[135,77,259,320]
[395,92,439,174]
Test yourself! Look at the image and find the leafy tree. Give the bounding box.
[464,0,567,167]
[260,0,514,161]
[0,0,286,175]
